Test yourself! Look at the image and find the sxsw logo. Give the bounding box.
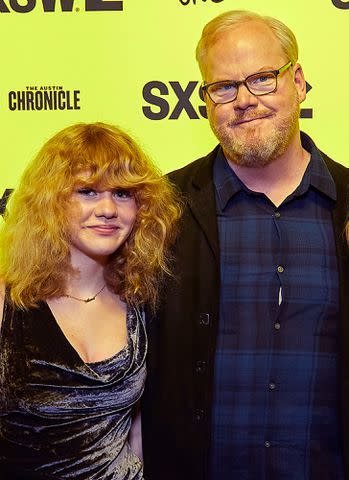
[142,81,313,120]
[332,0,349,8]
[143,81,206,120]
[0,0,123,12]
[0,190,12,216]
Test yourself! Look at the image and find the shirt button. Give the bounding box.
[199,313,210,326]
[274,211,281,218]
[269,382,276,390]
[195,360,207,374]
[277,265,284,273]
[264,441,271,448]
[274,322,281,330]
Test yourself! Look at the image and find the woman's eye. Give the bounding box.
[113,189,133,199]
[76,188,97,197]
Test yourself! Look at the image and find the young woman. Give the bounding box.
[0,122,181,480]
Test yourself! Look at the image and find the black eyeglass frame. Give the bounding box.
[201,61,293,104]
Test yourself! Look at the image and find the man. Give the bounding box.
[142,10,349,480]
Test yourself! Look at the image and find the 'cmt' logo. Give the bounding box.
[0,0,123,13]
[179,0,224,5]
[142,81,313,120]
[332,0,349,8]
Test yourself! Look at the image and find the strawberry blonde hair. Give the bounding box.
[0,122,181,310]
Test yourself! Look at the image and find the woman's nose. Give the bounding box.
[95,193,117,218]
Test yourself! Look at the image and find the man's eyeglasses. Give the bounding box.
[201,61,293,104]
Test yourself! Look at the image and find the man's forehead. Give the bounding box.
[213,21,280,52]
[204,22,285,74]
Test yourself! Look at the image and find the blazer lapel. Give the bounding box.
[187,147,220,261]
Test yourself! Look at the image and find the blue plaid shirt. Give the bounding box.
[210,132,343,480]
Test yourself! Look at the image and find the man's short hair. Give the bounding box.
[196,10,299,78]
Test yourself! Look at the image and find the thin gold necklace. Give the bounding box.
[63,284,106,303]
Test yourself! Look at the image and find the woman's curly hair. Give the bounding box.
[0,122,182,311]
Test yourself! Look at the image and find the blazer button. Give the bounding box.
[194,409,204,422]
[199,313,210,326]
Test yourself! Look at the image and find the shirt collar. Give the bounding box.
[213,131,336,211]
[213,147,244,211]
[299,131,336,200]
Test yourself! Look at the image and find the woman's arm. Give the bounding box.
[129,402,143,461]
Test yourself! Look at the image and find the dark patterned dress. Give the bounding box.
[0,295,146,480]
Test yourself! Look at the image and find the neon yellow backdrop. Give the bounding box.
[1,0,348,198]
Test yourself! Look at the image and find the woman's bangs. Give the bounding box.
[71,155,145,192]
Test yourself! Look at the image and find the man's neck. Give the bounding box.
[224,139,311,207]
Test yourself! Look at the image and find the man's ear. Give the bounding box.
[293,63,307,103]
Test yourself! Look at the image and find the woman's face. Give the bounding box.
[67,184,138,263]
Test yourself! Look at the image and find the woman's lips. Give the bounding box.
[86,225,119,234]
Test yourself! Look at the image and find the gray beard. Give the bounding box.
[211,99,300,168]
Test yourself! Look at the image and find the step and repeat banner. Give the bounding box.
[1,0,348,209]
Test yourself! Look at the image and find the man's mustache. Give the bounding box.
[227,110,273,127]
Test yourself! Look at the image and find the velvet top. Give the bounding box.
[0,295,146,480]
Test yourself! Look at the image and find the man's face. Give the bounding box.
[203,21,306,167]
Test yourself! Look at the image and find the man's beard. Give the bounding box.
[210,93,300,168]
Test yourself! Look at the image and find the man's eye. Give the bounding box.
[76,188,97,197]
[257,76,269,83]
[221,83,235,91]
[211,82,235,94]
[250,74,274,85]
[113,189,133,199]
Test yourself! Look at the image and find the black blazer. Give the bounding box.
[142,143,349,480]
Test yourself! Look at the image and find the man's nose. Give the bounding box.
[234,83,259,110]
